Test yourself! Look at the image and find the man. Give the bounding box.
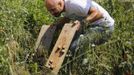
[45,0,114,63]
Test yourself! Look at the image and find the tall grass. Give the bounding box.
[0,0,134,75]
[0,0,53,75]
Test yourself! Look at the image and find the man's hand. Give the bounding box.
[73,20,81,31]
[83,19,90,24]
[82,19,91,27]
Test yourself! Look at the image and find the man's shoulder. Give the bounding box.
[65,0,91,5]
[65,0,77,5]
[65,0,92,10]
[64,0,92,17]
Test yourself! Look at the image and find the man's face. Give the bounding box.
[46,1,64,17]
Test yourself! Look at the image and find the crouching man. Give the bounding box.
[45,0,114,66]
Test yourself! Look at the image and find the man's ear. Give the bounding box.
[58,1,62,7]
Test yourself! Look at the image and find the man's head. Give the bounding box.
[45,0,65,17]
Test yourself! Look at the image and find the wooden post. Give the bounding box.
[46,21,80,75]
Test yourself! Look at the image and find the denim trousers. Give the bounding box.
[69,20,114,57]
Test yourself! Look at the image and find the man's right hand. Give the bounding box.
[73,20,81,31]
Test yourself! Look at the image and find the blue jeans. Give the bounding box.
[69,21,114,56]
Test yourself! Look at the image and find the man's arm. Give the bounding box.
[85,7,103,23]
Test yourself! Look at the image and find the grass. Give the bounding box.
[0,0,134,75]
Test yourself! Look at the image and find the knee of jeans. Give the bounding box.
[69,34,84,54]
[69,40,78,51]
[110,25,114,32]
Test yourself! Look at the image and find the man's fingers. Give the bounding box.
[73,20,81,31]
[74,20,80,24]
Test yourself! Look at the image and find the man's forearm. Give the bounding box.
[86,12,103,23]
[85,7,103,23]
[86,12,98,22]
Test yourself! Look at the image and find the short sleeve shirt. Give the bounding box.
[64,0,115,26]
[64,0,92,19]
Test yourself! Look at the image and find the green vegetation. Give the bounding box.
[0,0,134,75]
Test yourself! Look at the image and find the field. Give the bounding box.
[0,0,134,75]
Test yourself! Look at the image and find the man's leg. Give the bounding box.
[69,24,114,62]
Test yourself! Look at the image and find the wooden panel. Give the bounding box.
[35,25,57,53]
[46,21,80,75]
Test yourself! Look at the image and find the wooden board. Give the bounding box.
[45,21,80,75]
[35,25,57,53]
